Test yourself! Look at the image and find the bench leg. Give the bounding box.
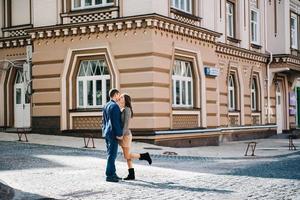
[17,133,22,141]
[91,137,95,148]
[245,144,250,156]
[24,133,28,142]
[83,136,96,148]
[251,143,256,156]
[83,137,88,148]
[17,132,28,142]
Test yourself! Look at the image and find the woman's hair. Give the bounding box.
[123,94,133,118]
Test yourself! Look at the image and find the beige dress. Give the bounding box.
[118,107,132,148]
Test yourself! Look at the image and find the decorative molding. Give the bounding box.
[26,14,221,44]
[272,54,300,65]
[216,42,268,63]
[0,36,31,49]
[170,8,202,27]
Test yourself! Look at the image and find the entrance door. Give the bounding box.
[14,70,30,128]
[276,82,284,134]
[297,87,300,127]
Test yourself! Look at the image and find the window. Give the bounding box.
[291,14,298,49]
[226,1,235,38]
[77,60,110,108]
[251,9,260,44]
[72,0,114,10]
[171,0,192,14]
[251,78,258,111]
[172,60,193,107]
[228,74,236,111]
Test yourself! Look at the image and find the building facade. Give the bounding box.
[0,0,298,147]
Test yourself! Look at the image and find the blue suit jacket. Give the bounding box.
[102,100,123,139]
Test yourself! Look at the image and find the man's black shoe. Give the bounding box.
[106,177,119,182]
[113,175,122,180]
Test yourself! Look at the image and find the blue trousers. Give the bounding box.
[105,137,119,178]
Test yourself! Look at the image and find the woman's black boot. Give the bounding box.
[124,168,135,180]
[139,152,152,165]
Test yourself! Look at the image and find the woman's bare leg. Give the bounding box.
[122,147,134,168]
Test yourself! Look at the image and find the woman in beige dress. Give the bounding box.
[118,93,152,180]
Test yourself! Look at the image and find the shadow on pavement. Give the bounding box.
[225,151,300,180]
[121,180,233,194]
[0,141,104,171]
[61,190,104,198]
[14,188,58,200]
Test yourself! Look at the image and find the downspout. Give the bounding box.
[265,0,273,124]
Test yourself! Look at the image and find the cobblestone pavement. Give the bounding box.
[0,141,299,200]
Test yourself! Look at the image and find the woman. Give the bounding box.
[118,93,152,180]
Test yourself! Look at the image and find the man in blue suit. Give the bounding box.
[102,88,123,182]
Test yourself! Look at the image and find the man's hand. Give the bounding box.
[116,136,123,140]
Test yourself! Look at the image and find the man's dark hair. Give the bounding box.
[109,88,120,98]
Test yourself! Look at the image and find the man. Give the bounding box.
[102,88,123,182]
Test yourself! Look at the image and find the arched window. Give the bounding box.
[77,60,110,108]
[228,74,236,111]
[172,60,193,107]
[251,78,258,111]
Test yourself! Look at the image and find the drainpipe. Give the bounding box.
[265,0,273,124]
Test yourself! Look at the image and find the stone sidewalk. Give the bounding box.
[0,132,299,159]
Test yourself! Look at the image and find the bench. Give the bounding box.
[244,141,257,156]
[16,128,30,142]
[289,135,297,150]
[83,134,95,148]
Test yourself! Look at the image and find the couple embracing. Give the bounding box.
[102,88,152,182]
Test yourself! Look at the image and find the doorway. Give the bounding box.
[276,82,284,134]
[14,70,30,128]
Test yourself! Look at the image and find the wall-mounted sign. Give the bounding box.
[289,108,296,116]
[289,92,296,106]
[204,67,219,77]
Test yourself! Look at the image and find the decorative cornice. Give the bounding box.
[216,42,268,63]
[272,54,300,66]
[26,14,222,43]
[0,36,31,49]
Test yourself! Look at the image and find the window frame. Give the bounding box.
[291,13,298,49]
[171,0,193,14]
[172,60,194,108]
[251,78,258,111]
[250,8,260,45]
[228,74,236,111]
[71,0,114,11]
[226,1,235,38]
[76,60,111,109]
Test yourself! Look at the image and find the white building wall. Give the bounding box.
[122,0,169,17]
[11,0,30,26]
[258,0,266,52]
[32,0,58,27]
[216,0,226,43]
[201,0,217,31]
[238,0,249,49]
[266,0,289,54]
[0,0,3,37]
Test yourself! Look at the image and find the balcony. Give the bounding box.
[170,8,201,27]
